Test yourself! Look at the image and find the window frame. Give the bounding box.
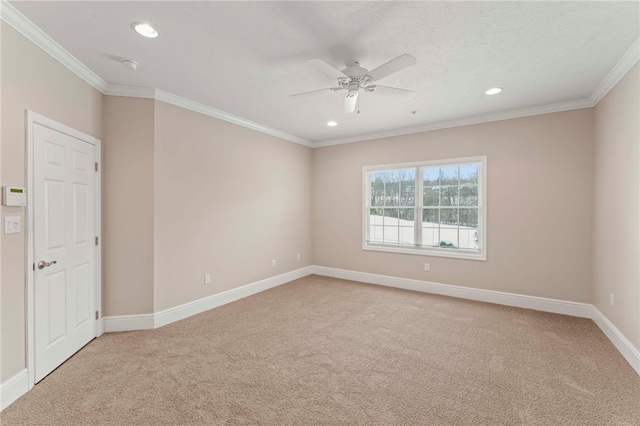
[362,156,487,261]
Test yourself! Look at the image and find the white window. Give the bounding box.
[363,156,487,260]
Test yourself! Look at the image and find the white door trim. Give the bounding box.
[25,110,102,390]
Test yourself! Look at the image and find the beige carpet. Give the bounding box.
[2,275,639,425]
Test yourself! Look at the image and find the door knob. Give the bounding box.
[37,260,57,269]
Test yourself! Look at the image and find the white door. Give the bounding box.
[33,123,97,383]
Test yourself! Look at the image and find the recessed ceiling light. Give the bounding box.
[485,87,502,95]
[327,121,338,127]
[132,23,159,38]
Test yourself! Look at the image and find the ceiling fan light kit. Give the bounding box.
[291,54,417,114]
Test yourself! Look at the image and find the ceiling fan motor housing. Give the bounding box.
[341,62,374,89]
[342,62,367,77]
[292,54,417,114]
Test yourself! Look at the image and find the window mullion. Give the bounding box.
[437,168,441,246]
[457,166,460,249]
[365,172,370,243]
[382,182,386,243]
[415,167,422,247]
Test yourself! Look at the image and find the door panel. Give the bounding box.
[73,183,89,244]
[45,180,66,250]
[34,123,96,383]
[74,263,90,327]
[45,271,67,345]
[45,141,65,167]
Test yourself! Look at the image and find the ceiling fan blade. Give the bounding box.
[368,54,417,82]
[368,85,415,98]
[307,59,348,80]
[290,87,342,98]
[343,91,358,114]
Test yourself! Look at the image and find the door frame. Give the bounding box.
[25,110,103,390]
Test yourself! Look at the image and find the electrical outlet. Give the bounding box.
[297,253,301,261]
[271,259,276,268]
[610,294,614,307]
[204,274,211,285]
[424,263,430,272]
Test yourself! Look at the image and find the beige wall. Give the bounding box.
[312,109,595,303]
[1,16,637,387]
[0,23,103,382]
[102,97,155,316]
[102,98,312,315]
[153,101,312,311]
[593,62,640,350]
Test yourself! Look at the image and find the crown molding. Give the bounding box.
[154,90,312,147]
[589,37,640,105]
[0,1,311,147]
[0,1,108,92]
[303,37,640,148]
[2,0,637,149]
[103,85,311,146]
[103,84,156,99]
[312,98,594,148]
[104,86,312,146]
[103,84,312,147]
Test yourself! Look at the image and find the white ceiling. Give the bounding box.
[7,1,640,145]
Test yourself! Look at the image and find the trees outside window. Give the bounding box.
[363,156,487,261]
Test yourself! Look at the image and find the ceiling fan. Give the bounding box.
[291,54,417,114]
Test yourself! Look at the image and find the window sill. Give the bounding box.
[363,243,486,261]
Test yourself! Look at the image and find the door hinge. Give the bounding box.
[95,162,99,172]
[95,236,99,246]
[95,311,99,320]
[33,263,35,271]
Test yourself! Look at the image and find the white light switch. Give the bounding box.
[4,216,20,234]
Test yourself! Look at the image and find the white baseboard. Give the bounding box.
[7,267,635,413]
[96,317,104,337]
[154,266,314,328]
[309,266,593,318]
[592,307,640,375]
[103,266,314,332]
[103,313,155,333]
[1,369,28,411]
[310,266,640,374]
[102,264,637,376]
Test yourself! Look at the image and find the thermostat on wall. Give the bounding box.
[2,187,27,206]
